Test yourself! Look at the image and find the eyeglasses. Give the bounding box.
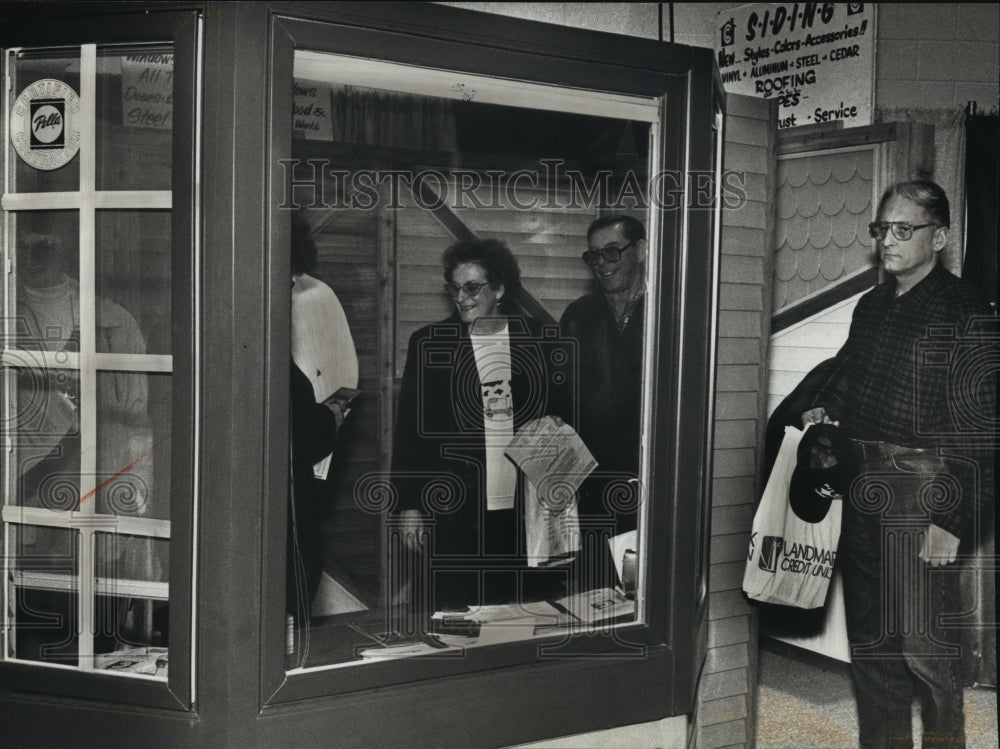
[582,240,637,267]
[445,280,490,298]
[867,222,938,242]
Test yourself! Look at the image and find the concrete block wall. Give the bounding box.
[444,2,662,39]
[876,3,999,111]
[672,3,1000,112]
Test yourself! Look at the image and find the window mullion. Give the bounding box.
[76,42,98,671]
[1,49,13,667]
[1,191,171,211]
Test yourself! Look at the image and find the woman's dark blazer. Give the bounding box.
[390,314,571,557]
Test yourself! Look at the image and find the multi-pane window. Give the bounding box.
[2,43,173,678]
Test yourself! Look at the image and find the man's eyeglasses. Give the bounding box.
[582,239,637,267]
[867,221,938,242]
[445,280,490,298]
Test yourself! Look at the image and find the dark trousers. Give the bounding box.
[843,455,966,749]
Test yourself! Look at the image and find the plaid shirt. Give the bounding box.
[814,262,996,536]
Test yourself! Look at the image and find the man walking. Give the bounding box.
[802,180,995,748]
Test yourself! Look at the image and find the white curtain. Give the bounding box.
[876,106,967,275]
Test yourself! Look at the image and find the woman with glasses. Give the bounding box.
[390,237,570,611]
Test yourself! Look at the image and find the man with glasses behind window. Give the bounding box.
[801,180,996,749]
[559,215,647,589]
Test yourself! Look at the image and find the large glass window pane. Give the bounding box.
[95,50,173,191]
[7,211,82,509]
[6,51,81,193]
[96,532,169,586]
[6,359,82,510]
[13,211,81,346]
[95,371,169,520]
[2,42,177,683]
[96,210,172,356]
[286,53,656,670]
[9,525,79,666]
[94,531,168,679]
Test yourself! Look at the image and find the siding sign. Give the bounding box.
[716,3,876,129]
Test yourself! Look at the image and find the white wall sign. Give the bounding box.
[716,3,876,129]
[9,79,82,170]
[293,79,333,140]
[121,53,174,130]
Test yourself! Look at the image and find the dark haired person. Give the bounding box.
[290,211,358,404]
[802,180,995,749]
[286,212,358,659]
[391,237,570,610]
[559,215,647,580]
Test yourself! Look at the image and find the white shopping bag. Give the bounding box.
[743,425,842,609]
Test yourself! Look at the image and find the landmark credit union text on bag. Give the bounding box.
[743,425,843,609]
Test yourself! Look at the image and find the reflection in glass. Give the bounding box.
[287,57,654,669]
[14,212,81,346]
[11,525,79,666]
[7,51,81,193]
[96,210,172,356]
[96,532,169,675]
[9,212,83,510]
[96,49,173,191]
[96,371,169,520]
[8,360,81,510]
[2,45,175,678]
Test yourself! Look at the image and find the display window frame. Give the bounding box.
[0,3,724,747]
[0,8,199,713]
[257,4,724,742]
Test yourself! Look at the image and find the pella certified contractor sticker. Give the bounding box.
[9,79,82,170]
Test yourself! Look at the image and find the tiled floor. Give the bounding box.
[756,642,999,749]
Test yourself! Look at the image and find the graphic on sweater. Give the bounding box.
[481,378,513,419]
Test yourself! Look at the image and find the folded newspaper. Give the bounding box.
[95,646,168,677]
[504,416,597,567]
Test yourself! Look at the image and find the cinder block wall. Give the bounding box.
[674,3,999,110]
[876,3,1000,110]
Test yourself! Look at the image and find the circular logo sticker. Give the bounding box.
[9,79,82,171]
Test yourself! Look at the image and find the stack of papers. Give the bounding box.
[505,416,597,567]
[554,588,635,625]
[359,640,456,660]
[95,646,168,677]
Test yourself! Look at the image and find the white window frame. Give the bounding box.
[290,49,664,674]
[1,43,172,675]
